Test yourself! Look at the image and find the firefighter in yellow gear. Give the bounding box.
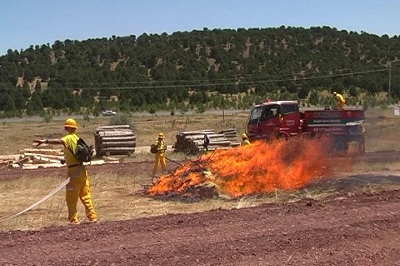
[241,133,251,146]
[152,132,167,176]
[333,91,345,110]
[33,118,97,224]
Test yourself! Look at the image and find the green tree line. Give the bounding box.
[0,26,399,118]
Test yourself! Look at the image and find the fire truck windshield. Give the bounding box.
[260,106,278,120]
[248,106,262,124]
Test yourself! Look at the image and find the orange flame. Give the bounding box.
[147,137,342,199]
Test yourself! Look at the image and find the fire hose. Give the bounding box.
[0,165,83,223]
[165,156,183,166]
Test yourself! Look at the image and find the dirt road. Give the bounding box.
[1,151,400,265]
[1,189,400,265]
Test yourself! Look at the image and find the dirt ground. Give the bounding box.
[0,150,400,266]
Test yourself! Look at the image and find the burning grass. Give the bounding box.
[147,138,348,200]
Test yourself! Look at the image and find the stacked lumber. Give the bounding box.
[174,128,239,154]
[0,155,20,168]
[20,148,64,156]
[174,129,214,154]
[94,125,136,156]
[10,147,122,170]
[219,128,240,147]
[9,148,65,169]
[2,144,125,170]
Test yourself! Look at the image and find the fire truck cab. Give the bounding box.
[247,101,302,140]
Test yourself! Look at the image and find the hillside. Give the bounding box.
[0,26,400,118]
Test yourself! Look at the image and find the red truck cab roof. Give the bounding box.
[254,100,299,108]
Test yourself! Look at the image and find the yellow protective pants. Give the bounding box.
[153,153,166,176]
[338,101,345,110]
[66,166,97,223]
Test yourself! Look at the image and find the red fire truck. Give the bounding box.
[246,100,366,154]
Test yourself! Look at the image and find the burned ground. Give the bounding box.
[1,151,400,265]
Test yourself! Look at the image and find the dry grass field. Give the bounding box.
[0,110,250,230]
[0,110,248,156]
[1,107,400,232]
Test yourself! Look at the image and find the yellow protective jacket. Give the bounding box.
[154,139,166,154]
[335,93,345,104]
[153,138,167,176]
[61,132,81,166]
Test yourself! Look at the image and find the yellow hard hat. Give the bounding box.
[158,132,164,137]
[64,118,78,129]
[241,133,248,138]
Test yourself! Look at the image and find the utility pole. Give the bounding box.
[389,62,392,103]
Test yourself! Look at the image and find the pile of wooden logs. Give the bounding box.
[0,148,65,169]
[219,128,239,144]
[15,148,65,169]
[94,125,136,156]
[174,129,214,154]
[174,128,239,154]
[0,154,29,169]
[4,147,122,170]
[1,133,129,170]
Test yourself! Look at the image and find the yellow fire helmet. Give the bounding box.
[64,118,78,129]
[241,133,248,139]
[158,132,164,138]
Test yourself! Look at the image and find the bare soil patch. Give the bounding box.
[2,189,400,266]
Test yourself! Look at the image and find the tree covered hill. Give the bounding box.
[0,26,399,118]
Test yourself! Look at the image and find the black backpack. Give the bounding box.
[150,144,158,154]
[70,138,94,162]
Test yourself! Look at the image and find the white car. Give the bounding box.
[102,110,117,116]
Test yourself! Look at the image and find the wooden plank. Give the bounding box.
[23,153,64,160]
[22,163,64,169]
[13,157,31,166]
[33,155,62,164]
[177,130,215,136]
[95,125,131,130]
[20,148,64,156]
[187,134,225,140]
[101,141,136,148]
[99,136,136,142]
[208,141,231,146]
[96,131,134,137]
[219,128,236,133]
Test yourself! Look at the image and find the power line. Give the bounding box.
[0,67,390,91]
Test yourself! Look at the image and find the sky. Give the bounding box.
[0,0,399,56]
